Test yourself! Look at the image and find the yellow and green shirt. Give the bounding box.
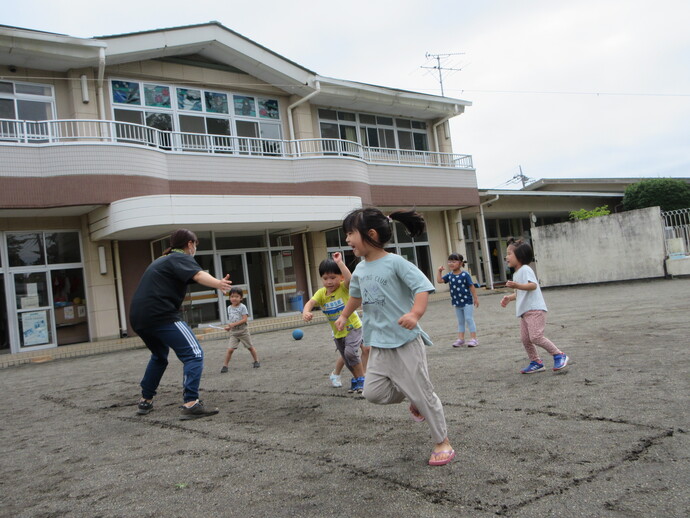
[311,282,362,339]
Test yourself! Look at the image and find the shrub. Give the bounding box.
[569,205,610,221]
[622,178,690,211]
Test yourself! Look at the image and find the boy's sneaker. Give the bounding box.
[466,339,479,347]
[220,366,228,373]
[452,339,465,347]
[137,399,153,415]
[329,371,343,388]
[348,377,357,393]
[521,361,545,374]
[355,376,365,393]
[180,400,219,420]
[253,361,260,368]
[553,353,569,371]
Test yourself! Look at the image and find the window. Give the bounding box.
[318,109,358,153]
[0,81,55,141]
[317,108,429,151]
[110,79,282,150]
[7,232,81,267]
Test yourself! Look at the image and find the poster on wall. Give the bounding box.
[22,311,50,346]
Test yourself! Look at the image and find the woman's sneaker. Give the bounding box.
[180,400,219,420]
[521,361,545,374]
[553,353,569,371]
[137,399,153,415]
[329,371,343,388]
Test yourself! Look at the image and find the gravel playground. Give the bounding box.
[1,278,688,518]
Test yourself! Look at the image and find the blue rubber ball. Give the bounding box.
[292,329,304,340]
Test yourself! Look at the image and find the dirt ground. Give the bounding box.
[1,278,688,518]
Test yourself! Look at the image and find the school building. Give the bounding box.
[0,22,478,355]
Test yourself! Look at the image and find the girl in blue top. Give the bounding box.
[335,207,455,467]
[437,253,480,347]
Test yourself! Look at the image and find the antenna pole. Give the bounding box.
[422,52,465,97]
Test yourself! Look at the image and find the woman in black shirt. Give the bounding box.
[130,229,231,419]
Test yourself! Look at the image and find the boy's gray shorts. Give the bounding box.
[334,327,363,369]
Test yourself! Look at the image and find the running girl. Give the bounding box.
[335,208,455,466]
[501,240,569,373]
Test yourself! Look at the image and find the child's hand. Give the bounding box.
[474,299,480,308]
[334,315,346,332]
[224,324,232,331]
[500,295,511,307]
[333,252,343,264]
[437,265,445,272]
[506,280,517,289]
[302,311,313,322]
[398,312,419,330]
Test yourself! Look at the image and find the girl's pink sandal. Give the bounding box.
[428,449,456,466]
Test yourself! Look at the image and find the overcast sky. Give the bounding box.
[5,0,690,188]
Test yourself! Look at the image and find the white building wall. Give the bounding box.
[532,207,666,287]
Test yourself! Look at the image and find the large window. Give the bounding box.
[111,79,282,150]
[0,81,55,141]
[4,231,87,349]
[318,109,428,151]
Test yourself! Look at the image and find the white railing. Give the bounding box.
[0,118,473,169]
[662,208,690,257]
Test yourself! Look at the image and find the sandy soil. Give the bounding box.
[1,278,688,518]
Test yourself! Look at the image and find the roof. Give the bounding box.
[0,22,470,119]
[521,177,690,193]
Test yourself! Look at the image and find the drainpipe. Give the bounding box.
[96,48,106,120]
[432,105,459,154]
[113,240,128,337]
[301,233,313,299]
[478,195,500,290]
[443,210,453,255]
[288,80,321,141]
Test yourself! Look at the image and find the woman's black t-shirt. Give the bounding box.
[129,253,202,332]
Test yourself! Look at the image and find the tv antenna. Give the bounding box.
[421,52,465,97]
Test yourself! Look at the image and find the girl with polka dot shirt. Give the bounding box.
[437,253,480,347]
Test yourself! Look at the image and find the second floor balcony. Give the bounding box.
[0,118,474,170]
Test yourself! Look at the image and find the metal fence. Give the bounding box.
[662,207,690,257]
[0,118,474,170]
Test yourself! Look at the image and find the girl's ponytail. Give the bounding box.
[389,209,426,238]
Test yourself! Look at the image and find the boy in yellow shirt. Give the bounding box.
[303,252,365,393]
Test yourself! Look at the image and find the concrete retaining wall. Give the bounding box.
[532,207,666,287]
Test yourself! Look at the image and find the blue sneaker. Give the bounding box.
[355,376,365,393]
[553,353,569,371]
[348,377,357,393]
[521,361,545,374]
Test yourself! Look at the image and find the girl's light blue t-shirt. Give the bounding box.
[349,253,434,348]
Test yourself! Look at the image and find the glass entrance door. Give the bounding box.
[271,250,300,314]
[13,271,54,349]
[219,253,251,319]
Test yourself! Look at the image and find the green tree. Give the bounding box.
[569,205,610,221]
[623,178,690,211]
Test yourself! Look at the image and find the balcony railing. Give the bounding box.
[0,118,473,169]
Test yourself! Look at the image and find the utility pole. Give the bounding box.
[421,52,464,97]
